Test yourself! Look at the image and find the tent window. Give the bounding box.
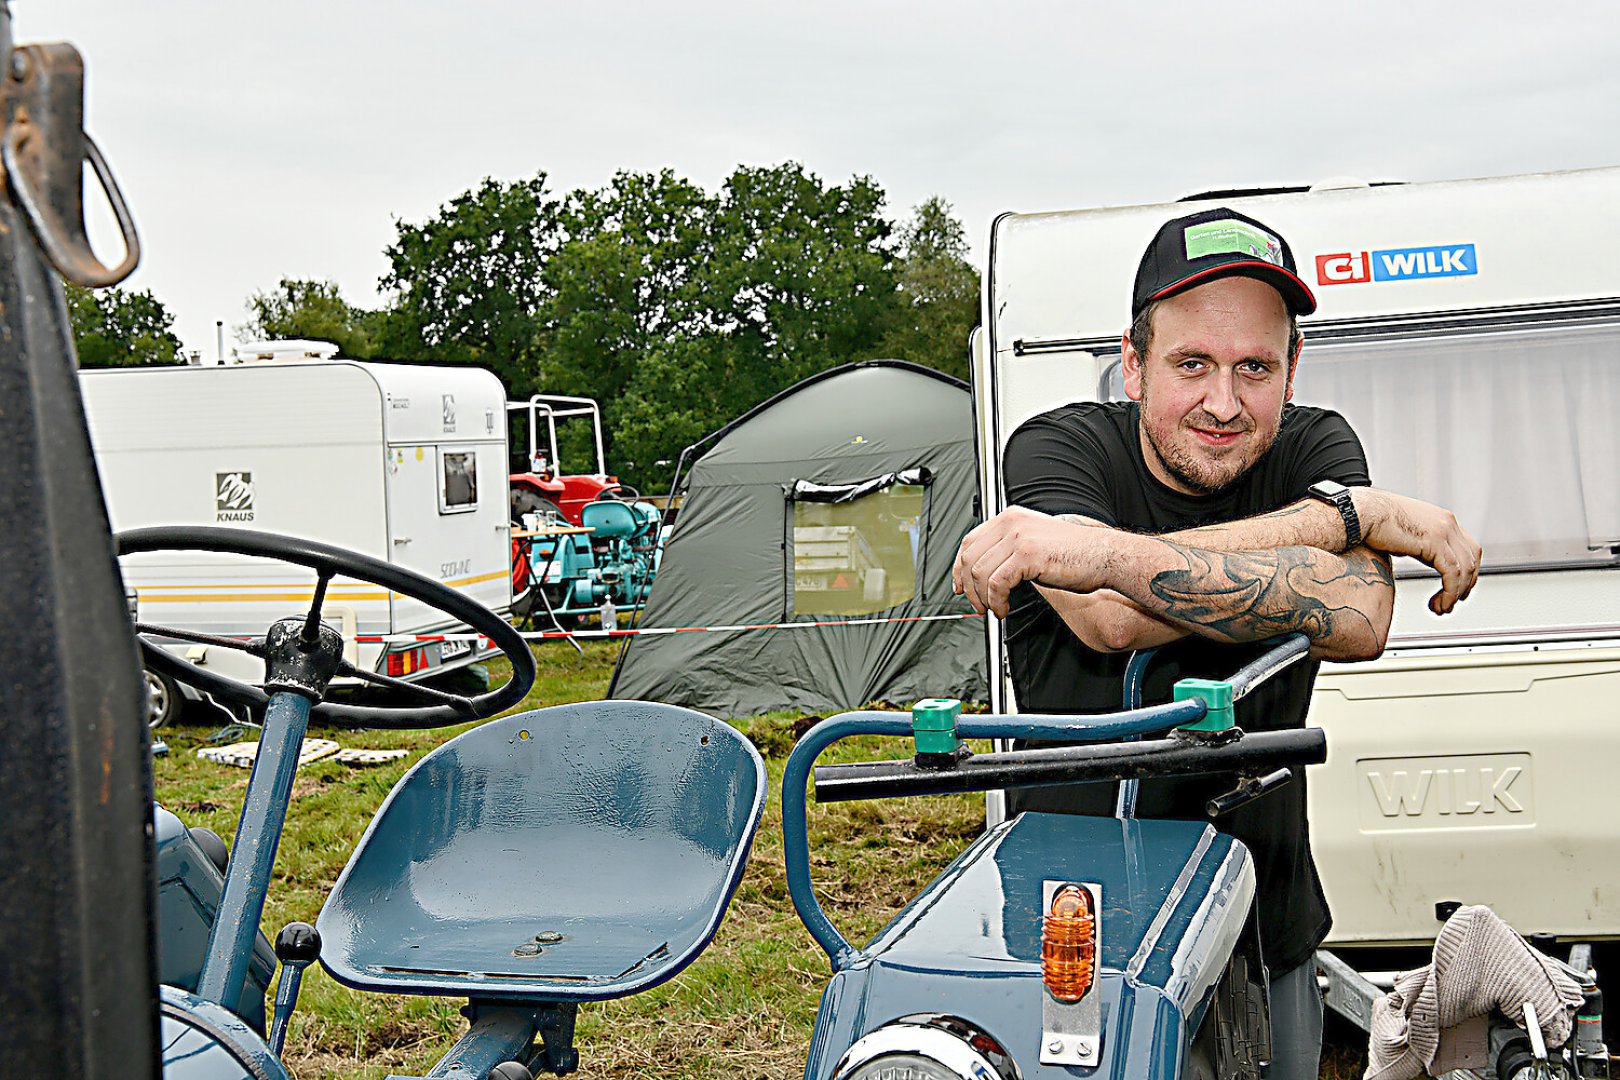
[788,469,929,617]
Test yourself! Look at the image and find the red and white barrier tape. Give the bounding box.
[354,611,982,644]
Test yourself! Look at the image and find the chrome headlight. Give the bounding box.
[830,1014,1020,1080]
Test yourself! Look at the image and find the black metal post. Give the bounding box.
[0,6,158,1075]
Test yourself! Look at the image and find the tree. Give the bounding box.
[66,282,184,367]
[374,164,946,494]
[700,163,898,399]
[240,278,382,358]
[376,174,562,391]
[878,196,980,382]
[535,169,717,472]
[604,164,900,491]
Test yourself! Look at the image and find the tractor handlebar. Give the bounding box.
[812,726,1325,803]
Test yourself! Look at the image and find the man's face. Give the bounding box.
[1121,275,1298,495]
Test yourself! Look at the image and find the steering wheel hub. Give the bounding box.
[261,618,346,701]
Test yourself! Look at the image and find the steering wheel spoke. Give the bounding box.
[300,571,334,646]
[135,621,264,656]
[117,527,535,729]
[335,661,480,717]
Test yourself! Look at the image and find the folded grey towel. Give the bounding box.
[1365,905,1583,1080]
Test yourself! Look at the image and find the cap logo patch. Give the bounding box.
[1184,220,1284,266]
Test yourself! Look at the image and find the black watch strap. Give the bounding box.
[1307,480,1361,548]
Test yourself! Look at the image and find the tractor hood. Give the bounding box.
[804,811,1258,1080]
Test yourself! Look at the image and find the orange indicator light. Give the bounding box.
[1042,884,1096,1003]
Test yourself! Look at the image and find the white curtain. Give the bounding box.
[1291,323,1620,568]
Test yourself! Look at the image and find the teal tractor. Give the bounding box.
[515,492,666,629]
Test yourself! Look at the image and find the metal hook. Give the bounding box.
[1,43,140,287]
[5,121,139,287]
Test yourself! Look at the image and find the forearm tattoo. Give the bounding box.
[1145,541,1393,645]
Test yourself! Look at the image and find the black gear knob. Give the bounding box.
[274,922,321,965]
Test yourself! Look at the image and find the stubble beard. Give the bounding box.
[1140,410,1268,495]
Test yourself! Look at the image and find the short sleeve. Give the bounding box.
[1282,408,1371,496]
[1003,408,1121,526]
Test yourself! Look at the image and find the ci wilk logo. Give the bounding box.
[442,393,457,433]
[215,471,255,522]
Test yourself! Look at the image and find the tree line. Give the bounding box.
[70,163,979,492]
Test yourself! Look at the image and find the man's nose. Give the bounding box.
[1202,370,1241,423]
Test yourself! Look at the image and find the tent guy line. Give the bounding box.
[353,611,983,642]
[139,611,984,646]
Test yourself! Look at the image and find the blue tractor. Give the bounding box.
[514,489,666,629]
[780,636,1611,1080]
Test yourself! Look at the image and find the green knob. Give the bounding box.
[911,697,963,756]
[1173,679,1235,732]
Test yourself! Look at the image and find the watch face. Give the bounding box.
[1311,480,1348,499]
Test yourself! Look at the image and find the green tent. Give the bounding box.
[609,361,987,716]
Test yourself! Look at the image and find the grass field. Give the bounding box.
[152,641,1370,1079]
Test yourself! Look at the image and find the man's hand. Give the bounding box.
[953,507,1111,617]
[1352,489,1482,614]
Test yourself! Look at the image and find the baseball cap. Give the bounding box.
[1132,207,1316,318]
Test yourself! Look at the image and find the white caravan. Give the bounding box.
[81,343,512,721]
[975,167,1620,954]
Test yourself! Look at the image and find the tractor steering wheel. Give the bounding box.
[117,526,536,728]
[593,482,641,502]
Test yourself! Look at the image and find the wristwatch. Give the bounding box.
[1308,480,1361,548]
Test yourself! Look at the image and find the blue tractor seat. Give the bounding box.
[580,498,649,540]
[316,701,766,1003]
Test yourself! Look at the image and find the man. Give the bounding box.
[953,207,1481,1079]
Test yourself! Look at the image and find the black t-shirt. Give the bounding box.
[1002,400,1370,974]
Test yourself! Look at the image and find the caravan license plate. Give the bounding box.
[440,638,472,662]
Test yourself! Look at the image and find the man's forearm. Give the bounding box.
[1072,533,1394,660]
[1036,585,1188,654]
[1162,498,1351,553]
[1046,500,1352,653]
[1058,501,1349,553]
[1161,488,1481,615]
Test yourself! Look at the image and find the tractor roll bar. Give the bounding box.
[508,395,606,477]
[812,727,1326,803]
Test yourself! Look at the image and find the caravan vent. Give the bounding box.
[233,339,340,364]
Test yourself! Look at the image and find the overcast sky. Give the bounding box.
[26,1,1620,359]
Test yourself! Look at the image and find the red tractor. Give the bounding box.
[507,394,629,525]
[507,395,650,622]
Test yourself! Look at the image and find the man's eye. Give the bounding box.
[1239,361,1272,375]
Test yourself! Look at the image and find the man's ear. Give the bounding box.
[1284,334,1302,402]
[1121,331,1145,401]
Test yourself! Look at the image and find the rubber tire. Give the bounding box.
[145,666,181,729]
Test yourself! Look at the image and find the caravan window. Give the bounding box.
[1100,319,1620,571]
[438,447,479,514]
[1291,321,1620,570]
[788,470,928,617]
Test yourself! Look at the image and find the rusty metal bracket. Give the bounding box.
[1,43,139,286]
